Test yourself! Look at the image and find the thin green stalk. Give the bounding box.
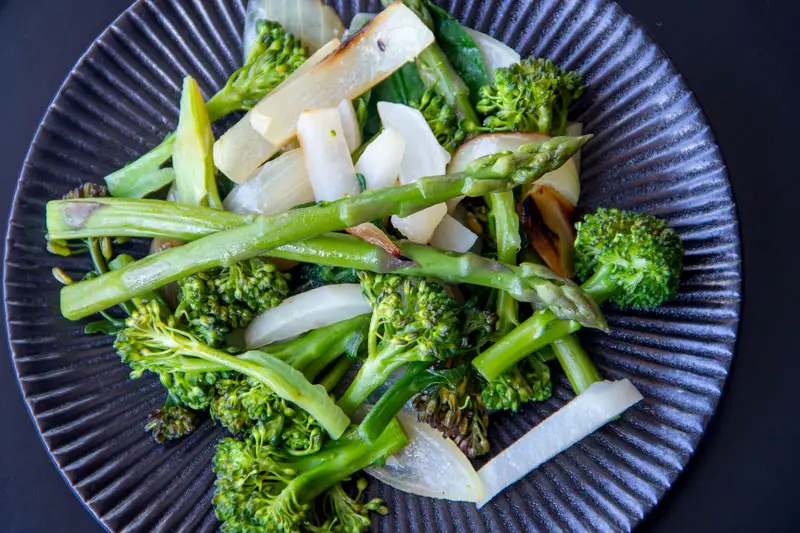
[486,190,521,336]
[318,357,355,393]
[60,136,591,321]
[472,266,619,382]
[552,335,602,394]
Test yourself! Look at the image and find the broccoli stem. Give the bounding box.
[337,343,411,416]
[281,418,408,507]
[104,135,176,199]
[551,335,602,394]
[486,191,521,335]
[472,265,618,382]
[359,362,436,441]
[60,136,591,321]
[318,357,355,393]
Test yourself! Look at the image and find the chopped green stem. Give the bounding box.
[360,362,435,441]
[472,265,618,382]
[104,135,176,198]
[552,335,602,394]
[318,357,355,393]
[337,343,411,416]
[60,136,590,321]
[486,190,521,335]
[417,45,480,125]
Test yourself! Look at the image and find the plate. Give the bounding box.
[4,0,741,531]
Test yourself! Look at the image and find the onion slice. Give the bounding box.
[477,380,643,508]
[354,127,404,190]
[244,284,371,349]
[222,148,314,215]
[365,410,483,502]
[250,3,435,147]
[214,38,341,183]
[429,214,478,253]
[337,99,362,153]
[346,223,401,258]
[243,0,344,58]
[297,107,360,202]
[463,28,520,78]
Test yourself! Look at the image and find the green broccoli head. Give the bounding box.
[177,257,290,348]
[312,480,388,533]
[359,272,460,360]
[144,404,198,443]
[574,208,684,310]
[211,375,324,456]
[476,58,584,136]
[481,356,552,412]
[410,90,466,153]
[206,20,308,121]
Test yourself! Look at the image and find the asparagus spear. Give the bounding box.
[58,136,590,321]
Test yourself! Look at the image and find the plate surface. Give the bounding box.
[4,0,741,531]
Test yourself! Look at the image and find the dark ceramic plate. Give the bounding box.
[4,0,741,531]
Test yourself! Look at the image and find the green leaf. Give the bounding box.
[364,62,426,137]
[426,2,489,105]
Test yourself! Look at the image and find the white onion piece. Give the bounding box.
[297,108,360,202]
[365,411,483,502]
[250,3,435,146]
[354,127,404,190]
[449,132,581,206]
[429,214,479,253]
[477,380,643,508]
[245,284,371,349]
[337,99,362,153]
[222,148,313,215]
[377,102,451,185]
[214,39,341,183]
[565,122,584,172]
[391,204,448,245]
[243,0,344,59]
[463,27,520,78]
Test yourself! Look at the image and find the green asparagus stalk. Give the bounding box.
[551,335,602,395]
[486,191,521,335]
[472,266,619,382]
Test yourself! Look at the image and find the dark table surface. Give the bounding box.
[1,0,799,531]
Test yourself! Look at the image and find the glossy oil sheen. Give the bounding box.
[4,0,741,531]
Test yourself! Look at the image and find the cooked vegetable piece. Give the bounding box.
[243,0,344,57]
[245,284,371,349]
[250,3,436,146]
[222,148,315,215]
[428,214,478,253]
[463,27,520,78]
[477,379,643,508]
[354,127,404,190]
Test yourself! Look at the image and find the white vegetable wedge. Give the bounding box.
[222,149,314,215]
[429,214,479,253]
[463,27,520,78]
[249,3,435,146]
[365,411,484,502]
[243,0,344,58]
[477,379,643,508]
[354,127,404,190]
[297,108,360,202]
[391,204,448,244]
[214,38,341,183]
[337,99,362,153]
[244,284,371,349]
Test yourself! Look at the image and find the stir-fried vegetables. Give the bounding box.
[43,4,687,531]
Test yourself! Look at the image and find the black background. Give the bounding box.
[1,0,798,531]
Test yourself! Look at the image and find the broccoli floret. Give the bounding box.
[574,208,684,310]
[212,421,407,533]
[410,90,466,153]
[211,375,324,456]
[312,479,388,533]
[481,356,552,412]
[474,58,584,136]
[412,366,490,458]
[157,370,223,411]
[293,264,359,294]
[205,20,309,122]
[144,403,199,443]
[336,273,461,415]
[176,257,290,348]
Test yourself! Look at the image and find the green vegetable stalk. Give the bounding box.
[105,20,307,198]
[486,190,522,336]
[473,208,685,382]
[58,136,590,321]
